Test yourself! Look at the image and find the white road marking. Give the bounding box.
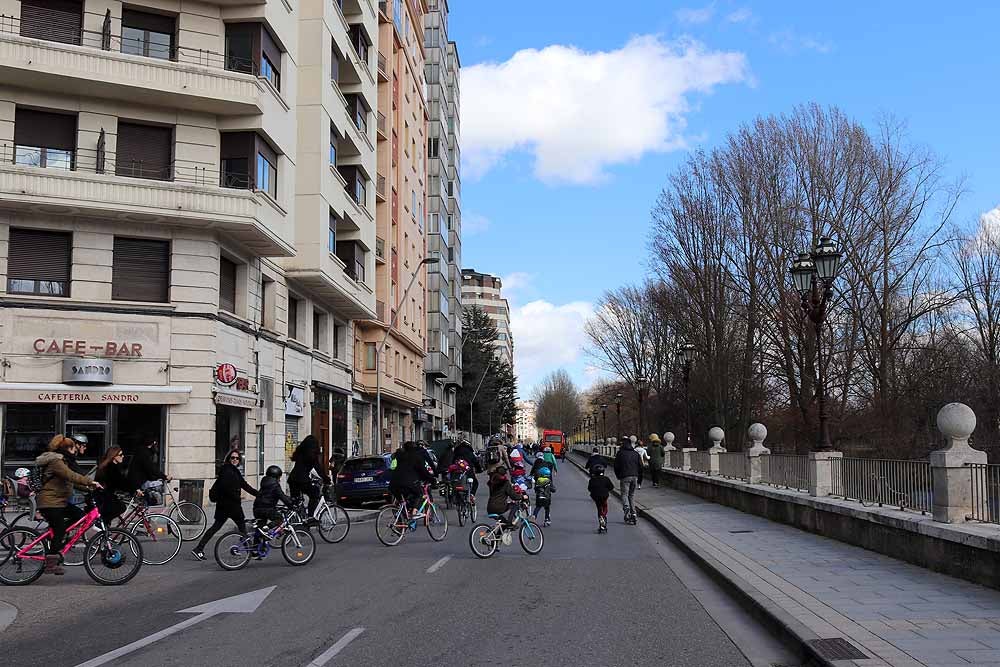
[307,627,365,666]
[426,555,451,573]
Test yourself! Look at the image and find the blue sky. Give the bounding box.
[449,1,1000,396]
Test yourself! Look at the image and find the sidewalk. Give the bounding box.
[572,453,1000,666]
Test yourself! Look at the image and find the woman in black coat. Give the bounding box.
[95,446,138,522]
[191,449,257,561]
[289,435,330,519]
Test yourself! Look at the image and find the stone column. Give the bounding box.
[707,426,726,476]
[746,422,770,484]
[808,451,843,497]
[662,432,676,469]
[681,448,696,471]
[931,402,986,523]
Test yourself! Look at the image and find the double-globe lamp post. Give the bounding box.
[677,343,695,447]
[600,404,608,444]
[789,236,844,453]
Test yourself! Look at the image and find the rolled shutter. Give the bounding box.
[14,109,77,151]
[121,8,176,35]
[7,229,72,292]
[219,257,237,312]
[112,238,169,302]
[20,0,83,45]
[116,122,173,180]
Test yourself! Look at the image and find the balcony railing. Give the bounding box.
[377,111,387,138]
[376,174,386,200]
[831,457,932,514]
[0,13,257,74]
[377,51,387,79]
[719,452,749,480]
[375,237,386,262]
[760,454,809,492]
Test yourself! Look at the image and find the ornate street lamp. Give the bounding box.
[635,376,646,438]
[600,404,608,444]
[615,392,623,442]
[790,236,844,452]
[678,343,696,447]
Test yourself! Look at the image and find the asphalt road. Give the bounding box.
[0,464,776,667]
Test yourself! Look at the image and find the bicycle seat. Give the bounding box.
[487,513,503,519]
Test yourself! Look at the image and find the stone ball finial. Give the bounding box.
[664,432,675,444]
[748,423,767,442]
[937,403,976,441]
[708,426,725,443]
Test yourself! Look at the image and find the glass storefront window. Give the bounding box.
[2,404,58,475]
[215,406,246,471]
[331,393,348,461]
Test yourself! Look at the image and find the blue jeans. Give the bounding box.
[619,477,637,516]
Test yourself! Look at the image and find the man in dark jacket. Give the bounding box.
[127,438,170,495]
[192,449,257,560]
[585,447,607,473]
[390,441,436,515]
[614,436,642,523]
[288,435,330,520]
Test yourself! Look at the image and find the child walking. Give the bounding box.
[588,464,614,533]
[532,466,555,526]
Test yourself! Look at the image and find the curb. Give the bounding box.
[0,601,16,634]
[567,451,835,667]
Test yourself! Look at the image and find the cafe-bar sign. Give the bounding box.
[34,338,143,358]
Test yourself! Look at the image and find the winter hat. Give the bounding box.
[648,434,660,442]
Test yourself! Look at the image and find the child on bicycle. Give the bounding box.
[588,464,614,533]
[253,465,295,547]
[532,466,555,526]
[487,466,525,527]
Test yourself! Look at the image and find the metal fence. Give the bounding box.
[830,457,932,514]
[719,452,749,480]
[668,450,685,469]
[689,451,711,474]
[760,454,809,491]
[968,463,1000,523]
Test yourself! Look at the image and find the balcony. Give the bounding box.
[0,15,261,116]
[425,351,448,378]
[376,300,386,322]
[0,143,292,257]
[376,173,386,201]
[375,237,386,263]
[377,51,388,82]
[377,112,387,140]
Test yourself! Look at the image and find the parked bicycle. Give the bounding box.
[286,478,350,544]
[213,504,315,570]
[0,493,144,586]
[375,484,448,546]
[148,481,207,542]
[468,498,544,559]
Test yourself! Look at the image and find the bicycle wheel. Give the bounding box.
[456,501,467,527]
[375,506,406,547]
[317,505,350,544]
[62,525,100,567]
[83,528,143,585]
[169,502,207,542]
[470,499,478,523]
[0,528,45,585]
[425,502,448,542]
[468,524,497,559]
[281,529,316,566]
[214,530,252,571]
[129,514,182,565]
[519,520,544,555]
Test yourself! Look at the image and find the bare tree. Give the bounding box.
[533,369,582,437]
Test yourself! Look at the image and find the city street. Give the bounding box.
[0,464,793,666]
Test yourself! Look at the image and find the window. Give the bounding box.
[121,9,175,61]
[225,23,282,91]
[313,310,327,352]
[330,124,339,166]
[447,181,454,197]
[288,296,301,340]
[20,0,82,46]
[337,166,367,208]
[336,241,366,283]
[411,190,416,213]
[426,64,440,83]
[428,137,439,158]
[112,237,169,302]
[333,323,342,359]
[116,121,173,180]
[395,351,400,377]
[328,212,338,252]
[14,108,77,170]
[346,94,369,133]
[261,53,280,90]
[365,343,376,370]
[349,25,370,65]
[219,257,237,313]
[6,228,71,296]
[262,275,276,330]
[256,152,277,198]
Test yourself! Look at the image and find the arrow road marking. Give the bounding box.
[74,586,276,667]
[426,555,451,573]
[307,627,365,666]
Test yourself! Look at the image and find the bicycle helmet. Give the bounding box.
[13,467,30,479]
[265,465,283,479]
[70,433,89,446]
[538,466,551,477]
[591,464,605,475]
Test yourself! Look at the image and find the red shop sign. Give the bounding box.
[215,363,238,386]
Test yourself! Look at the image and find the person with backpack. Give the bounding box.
[34,435,103,575]
[542,446,558,474]
[585,446,606,473]
[647,434,665,488]
[486,465,523,526]
[532,466,555,526]
[288,435,329,523]
[588,464,614,533]
[191,449,257,561]
[453,439,483,496]
[614,436,642,524]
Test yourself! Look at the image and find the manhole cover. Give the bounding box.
[729,529,755,533]
[807,638,868,660]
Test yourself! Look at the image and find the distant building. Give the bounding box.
[460,268,513,367]
[515,400,537,442]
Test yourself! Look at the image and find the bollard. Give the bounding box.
[681,447,696,471]
[746,422,770,484]
[707,426,726,475]
[931,403,986,523]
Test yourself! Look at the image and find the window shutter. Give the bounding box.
[7,228,71,285]
[288,298,299,339]
[20,0,83,45]
[219,257,237,313]
[112,238,169,302]
[116,122,173,180]
[14,109,77,151]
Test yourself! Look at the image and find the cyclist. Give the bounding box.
[191,449,257,561]
[35,435,103,575]
[486,465,523,526]
[253,465,295,547]
[126,437,171,502]
[453,439,483,496]
[288,435,330,524]
[94,446,139,522]
[389,440,435,519]
[542,446,559,474]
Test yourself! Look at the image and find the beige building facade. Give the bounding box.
[461,268,513,367]
[0,0,380,492]
[515,400,537,443]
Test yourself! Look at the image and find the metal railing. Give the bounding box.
[377,51,387,76]
[668,450,685,469]
[830,457,932,514]
[719,452,748,480]
[0,14,256,74]
[760,454,809,491]
[690,451,711,474]
[375,237,386,261]
[376,174,386,199]
[377,111,387,136]
[968,463,1000,523]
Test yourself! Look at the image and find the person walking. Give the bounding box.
[647,434,665,488]
[191,449,257,561]
[613,436,641,525]
[585,446,606,473]
[634,437,648,490]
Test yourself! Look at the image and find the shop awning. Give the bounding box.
[0,383,192,404]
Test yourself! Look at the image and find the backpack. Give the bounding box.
[26,465,47,494]
[208,479,219,503]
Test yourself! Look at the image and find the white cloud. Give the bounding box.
[676,4,716,24]
[726,7,754,23]
[511,300,594,392]
[463,213,491,236]
[769,30,833,54]
[461,35,749,185]
[501,271,533,296]
[978,206,1000,241]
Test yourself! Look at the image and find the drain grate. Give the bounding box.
[729,529,755,533]
[807,638,868,660]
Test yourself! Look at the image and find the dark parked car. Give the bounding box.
[335,454,393,507]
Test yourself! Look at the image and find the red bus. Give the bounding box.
[541,430,566,459]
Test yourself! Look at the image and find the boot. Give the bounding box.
[45,554,65,575]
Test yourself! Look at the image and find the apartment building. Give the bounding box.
[515,399,537,443]
[420,0,461,441]
[0,0,379,493]
[461,268,513,367]
[352,0,428,452]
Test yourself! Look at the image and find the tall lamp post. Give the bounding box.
[376,255,439,453]
[600,404,608,444]
[615,392,623,441]
[635,377,646,438]
[678,343,695,447]
[592,408,600,445]
[790,236,844,452]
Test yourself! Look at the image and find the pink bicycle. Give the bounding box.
[0,494,144,586]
